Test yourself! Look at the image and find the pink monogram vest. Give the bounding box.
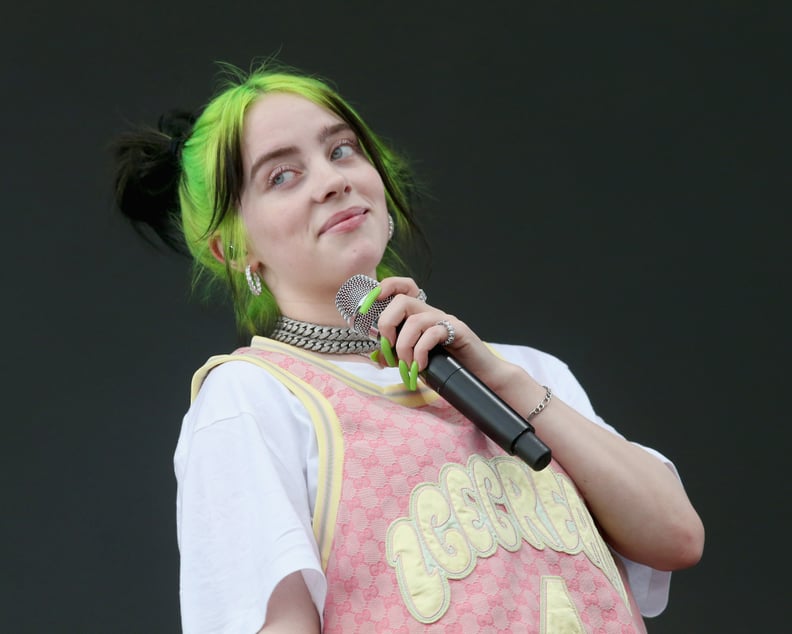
[193,337,646,633]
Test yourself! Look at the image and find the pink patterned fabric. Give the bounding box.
[237,345,645,633]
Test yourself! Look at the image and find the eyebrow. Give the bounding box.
[247,122,353,183]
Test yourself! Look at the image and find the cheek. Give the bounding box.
[238,218,276,268]
[242,207,313,272]
[370,168,386,197]
[240,202,291,249]
[356,160,385,194]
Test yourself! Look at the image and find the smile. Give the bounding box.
[319,207,368,235]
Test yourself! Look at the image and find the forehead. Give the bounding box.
[242,92,342,151]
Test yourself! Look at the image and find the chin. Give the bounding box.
[339,247,384,278]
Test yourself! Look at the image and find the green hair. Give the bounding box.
[177,63,424,335]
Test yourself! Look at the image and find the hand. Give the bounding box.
[371,277,516,391]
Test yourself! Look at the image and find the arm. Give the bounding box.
[176,361,325,633]
[373,277,704,571]
[257,572,320,633]
[492,366,704,570]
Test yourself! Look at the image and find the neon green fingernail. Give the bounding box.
[380,336,397,367]
[369,350,380,363]
[398,359,410,387]
[409,360,419,391]
[359,286,382,315]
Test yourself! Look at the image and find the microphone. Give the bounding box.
[336,275,552,471]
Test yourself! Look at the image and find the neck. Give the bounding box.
[269,285,352,329]
[267,268,379,328]
[277,302,347,329]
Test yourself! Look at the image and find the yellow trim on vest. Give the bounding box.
[250,336,441,407]
[190,353,343,571]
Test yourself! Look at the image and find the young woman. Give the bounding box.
[114,63,703,633]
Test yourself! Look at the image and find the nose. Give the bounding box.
[312,160,350,202]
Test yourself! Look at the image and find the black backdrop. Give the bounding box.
[2,2,789,632]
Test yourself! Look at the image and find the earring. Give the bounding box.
[388,214,395,240]
[245,264,262,296]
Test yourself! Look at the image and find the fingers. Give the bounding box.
[377,277,423,300]
[371,277,462,389]
[391,311,459,369]
[373,318,455,391]
[373,277,430,351]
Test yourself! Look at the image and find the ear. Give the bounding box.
[209,234,227,265]
[210,234,262,273]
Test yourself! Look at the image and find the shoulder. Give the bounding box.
[189,359,298,431]
[175,358,314,475]
[174,354,320,505]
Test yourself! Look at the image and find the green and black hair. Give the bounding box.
[114,61,426,335]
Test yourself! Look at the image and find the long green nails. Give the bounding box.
[398,359,410,386]
[399,359,419,391]
[369,350,380,363]
[380,336,397,367]
[359,286,382,315]
[409,360,419,391]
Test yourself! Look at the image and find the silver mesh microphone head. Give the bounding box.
[335,274,391,338]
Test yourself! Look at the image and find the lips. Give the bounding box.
[319,207,368,234]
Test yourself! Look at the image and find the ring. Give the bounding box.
[417,289,427,302]
[436,320,455,346]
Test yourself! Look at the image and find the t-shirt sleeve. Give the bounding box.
[488,342,674,617]
[174,360,325,633]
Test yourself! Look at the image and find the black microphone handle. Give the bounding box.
[422,348,552,471]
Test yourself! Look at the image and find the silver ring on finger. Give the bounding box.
[416,289,427,302]
[436,320,455,346]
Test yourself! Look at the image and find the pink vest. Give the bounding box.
[198,338,645,633]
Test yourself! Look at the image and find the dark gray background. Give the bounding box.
[2,2,788,632]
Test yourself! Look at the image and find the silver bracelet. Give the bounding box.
[526,386,552,420]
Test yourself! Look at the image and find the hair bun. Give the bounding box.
[112,110,196,255]
[158,109,197,160]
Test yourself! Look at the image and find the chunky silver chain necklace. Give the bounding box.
[269,315,378,354]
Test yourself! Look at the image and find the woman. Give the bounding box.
[114,63,704,633]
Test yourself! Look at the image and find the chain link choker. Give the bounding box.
[269,315,378,354]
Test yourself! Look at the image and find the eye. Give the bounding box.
[330,140,357,161]
[268,166,298,188]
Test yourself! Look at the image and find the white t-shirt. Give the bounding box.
[175,342,674,633]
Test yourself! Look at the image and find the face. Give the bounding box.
[236,92,389,313]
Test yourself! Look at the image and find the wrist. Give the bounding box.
[483,361,548,413]
[484,360,532,394]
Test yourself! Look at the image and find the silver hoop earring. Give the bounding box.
[245,264,262,296]
[388,214,395,240]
